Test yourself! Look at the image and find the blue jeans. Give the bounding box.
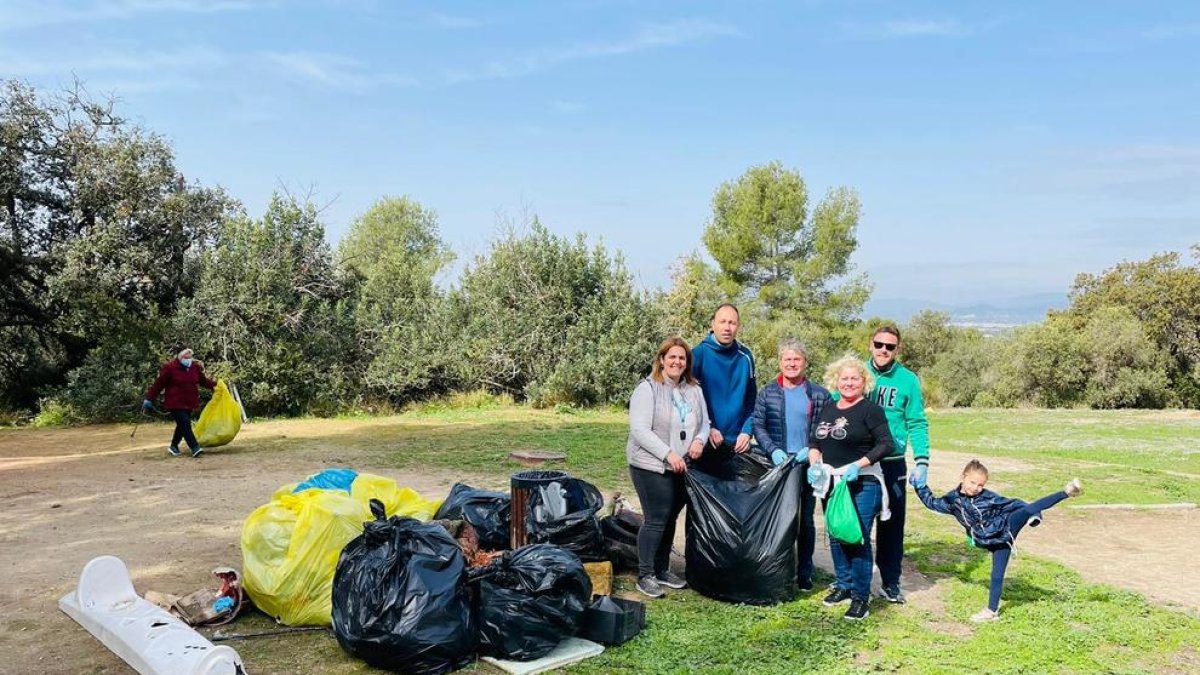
[986,491,1070,610]
[875,459,907,589]
[828,478,882,600]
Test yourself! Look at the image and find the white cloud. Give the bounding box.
[445,18,741,83]
[842,18,969,40]
[0,0,277,31]
[261,51,418,91]
[550,99,586,114]
[0,45,230,76]
[426,12,483,29]
[1140,23,1200,40]
[1034,144,1200,204]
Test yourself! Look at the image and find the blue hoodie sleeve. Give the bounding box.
[739,350,757,435]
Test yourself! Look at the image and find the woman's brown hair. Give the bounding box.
[650,337,697,385]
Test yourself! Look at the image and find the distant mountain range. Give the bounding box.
[863,292,1068,333]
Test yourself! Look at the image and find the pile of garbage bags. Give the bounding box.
[434,483,512,551]
[470,544,592,661]
[332,500,478,675]
[241,469,441,625]
[523,475,608,562]
[242,469,625,674]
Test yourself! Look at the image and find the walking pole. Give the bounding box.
[131,409,145,439]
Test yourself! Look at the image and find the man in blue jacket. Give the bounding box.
[692,303,757,478]
[752,338,830,591]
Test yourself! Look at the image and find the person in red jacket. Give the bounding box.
[143,348,216,457]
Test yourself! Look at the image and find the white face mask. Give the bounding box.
[180,358,193,368]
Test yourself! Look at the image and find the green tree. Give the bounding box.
[0,79,236,416]
[1068,246,1200,406]
[175,195,355,416]
[900,310,958,374]
[338,196,455,402]
[1079,306,1170,408]
[702,161,870,324]
[693,162,869,376]
[656,252,729,341]
[451,220,658,405]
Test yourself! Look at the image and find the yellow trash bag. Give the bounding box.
[241,472,443,626]
[193,379,242,447]
[351,473,442,521]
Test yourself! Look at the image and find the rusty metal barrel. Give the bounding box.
[510,470,568,549]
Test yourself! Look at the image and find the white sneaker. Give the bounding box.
[970,607,999,623]
[1065,478,1082,497]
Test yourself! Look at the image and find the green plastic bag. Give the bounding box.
[825,480,864,545]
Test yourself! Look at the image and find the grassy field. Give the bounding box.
[10,404,1199,674]
[231,403,1200,674]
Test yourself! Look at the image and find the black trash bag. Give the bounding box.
[468,544,592,661]
[434,483,512,551]
[525,478,608,562]
[332,499,478,674]
[600,505,642,572]
[684,454,801,605]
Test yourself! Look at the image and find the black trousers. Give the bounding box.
[169,409,200,450]
[629,465,686,578]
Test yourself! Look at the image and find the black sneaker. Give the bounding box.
[844,597,870,621]
[167,445,181,457]
[823,587,852,606]
[797,578,814,592]
[656,571,687,589]
[636,576,665,599]
[881,585,906,604]
[190,446,204,458]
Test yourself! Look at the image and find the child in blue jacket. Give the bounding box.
[911,459,1082,621]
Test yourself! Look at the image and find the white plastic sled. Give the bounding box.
[59,555,246,675]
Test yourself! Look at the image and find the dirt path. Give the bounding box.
[0,421,468,675]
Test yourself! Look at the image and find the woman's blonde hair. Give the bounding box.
[823,353,874,392]
[177,348,194,360]
[650,337,697,385]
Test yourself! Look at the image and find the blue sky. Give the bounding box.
[4,1,1198,306]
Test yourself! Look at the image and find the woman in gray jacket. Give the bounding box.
[626,336,710,598]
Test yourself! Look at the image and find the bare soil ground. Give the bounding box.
[0,420,464,675]
[0,419,1196,674]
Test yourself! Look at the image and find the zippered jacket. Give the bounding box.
[914,484,1030,548]
[752,376,831,461]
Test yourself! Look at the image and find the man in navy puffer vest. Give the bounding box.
[752,338,831,592]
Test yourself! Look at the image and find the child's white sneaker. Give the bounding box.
[1065,478,1083,497]
[970,607,999,623]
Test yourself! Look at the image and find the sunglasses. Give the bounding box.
[872,341,898,352]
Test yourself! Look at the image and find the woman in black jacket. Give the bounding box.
[808,355,893,621]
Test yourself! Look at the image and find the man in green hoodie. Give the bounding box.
[866,324,929,604]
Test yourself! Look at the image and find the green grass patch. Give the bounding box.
[228,406,1199,673]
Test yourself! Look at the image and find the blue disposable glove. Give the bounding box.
[141,399,154,412]
[842,463,861,482]
[910,464,928,488]
[807,463,826,485]
[771,449,787,466]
